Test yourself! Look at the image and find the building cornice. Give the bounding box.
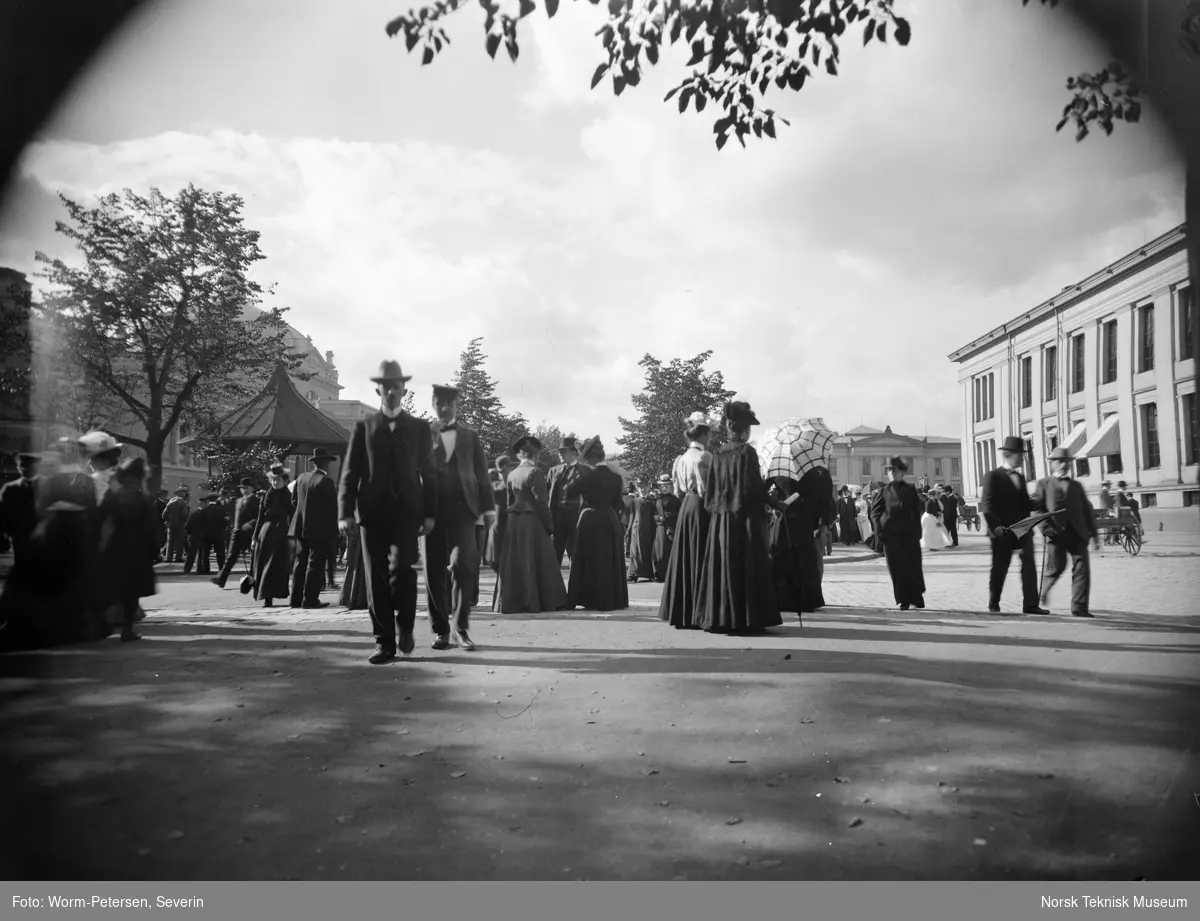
[947,223,1187,365]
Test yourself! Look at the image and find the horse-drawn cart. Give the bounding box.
[960,504,981,531]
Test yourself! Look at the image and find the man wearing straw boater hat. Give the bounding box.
[290,448,339,608]
[1031,445,1099,618]
[339,360,438,664]
[424,383,495,651]
[978,436,1049,615]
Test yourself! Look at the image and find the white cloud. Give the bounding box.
[0,0,1187,454]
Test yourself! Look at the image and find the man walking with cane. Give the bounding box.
[212,478,260,589]
[1031,446,1099,618]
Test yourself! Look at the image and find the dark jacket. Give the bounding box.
[939,493,959,522]
[1031,475,1098,544]
[547,462,586,518]
[869,480,923,538]
[231,493,261,533]
[339,410,438,526]
[429,421,495,519]
[202,502,228,538]
[290,467,338,541]
[0,476,39,546]
[978,466,1032,532]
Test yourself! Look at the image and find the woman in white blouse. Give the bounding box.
[658,412,715,629]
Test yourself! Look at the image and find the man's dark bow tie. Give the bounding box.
[440,422,457,431]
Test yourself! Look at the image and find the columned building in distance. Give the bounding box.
[828,424,963,493]
[949,224,1195,531]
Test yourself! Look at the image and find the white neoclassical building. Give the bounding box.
[949,223,1196,531]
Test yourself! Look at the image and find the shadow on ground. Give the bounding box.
[2,605,1198,882]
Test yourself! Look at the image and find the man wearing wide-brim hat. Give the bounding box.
[545,436,585,567]
[1030,446,1099,618]
[978,436,1049,615]
[339,359,438,663]
[289,448,340,609]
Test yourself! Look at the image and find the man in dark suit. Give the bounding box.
[938,484,960,547]
[423,384,496,651]
[183,497,213,575]
[1032,446,1099,618]
[0,453,41,569]
[339,360,438,664]
[546,436,584,565]
[978,436,1049,615]
[202,493,229,574]
[289,449,339,609]
[212,478,261,589]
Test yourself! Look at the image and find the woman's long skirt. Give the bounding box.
[658,493,709,629]
[567,507,629,612]
[338,529,368,610]
[770,507,824,617]
[253,520,291,601]
[628,513,655,581]
[700,508,783,633]
[651,524,674,582]
[882,530,925,606]
[493,513,568,614]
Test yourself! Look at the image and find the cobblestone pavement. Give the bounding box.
[2,531,1197,881]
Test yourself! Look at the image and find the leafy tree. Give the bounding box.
[400,389,433,421]
[197,441,294,494]
[450,337,528,462]
[616,351,735,485]
[35,185,307,493]
[532,422,580,470]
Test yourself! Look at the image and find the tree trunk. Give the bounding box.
[144,431,166,496]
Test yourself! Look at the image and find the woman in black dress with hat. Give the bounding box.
[94,457,158,642]
[700,401,784,634]
[493,435,568,614]
[659,412,714,629]
[251,464,292,607]
[564,437,629,611]
[627,485,657,583]
[868,456,925,611]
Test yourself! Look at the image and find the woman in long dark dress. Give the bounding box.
[627,486,656,583]
[493,436,568,614]
[658,412,713,629]
[565,437,629,612]
[651,474,681,582]
[700,401,784,634]
[0,439,100,651]
[252,465,292,607]
[868,455,926,611]
[94,458,157,643]
[837,486,861,544]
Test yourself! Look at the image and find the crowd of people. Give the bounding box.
[0,359,1117,659]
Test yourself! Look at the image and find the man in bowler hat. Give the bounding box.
[339,360,438,664]
[212,478,261,589]
[424,384,496,651]
[1032,446,1099,617]
[978,436,1049,615]
[290,449,339,609]
[546,436,584,565]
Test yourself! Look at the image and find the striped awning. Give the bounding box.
[1078,415,1120,459]
[1059,421,1088,455]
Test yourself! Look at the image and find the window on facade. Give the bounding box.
[1138,304,1155,372]
[1184,490,1200,508]
[1023,437,1036,479]
[972,378,979,423]
[1075,457,1090,478]
[1102,319,1118,383]
[987,374,994,419]
[904,457,915,473]
[1071,334,1085,392]
[1020,356,1032,408]
[933,458,942,477]
[951,457,960,477]
[860,456,871,477]
[1181,287,1196,361]
[1141,402,1161,469]
[1141,493,1157,508]
[1183,392,1198,467]
[1044,346,1058,401]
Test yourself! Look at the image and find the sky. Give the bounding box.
[0,0,1185,452]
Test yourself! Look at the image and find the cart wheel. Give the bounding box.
[1125,531,1142,556]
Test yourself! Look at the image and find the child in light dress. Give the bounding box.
[920,497,948,552]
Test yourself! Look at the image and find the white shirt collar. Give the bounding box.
[688,441,705,450]
[380,404,403,420]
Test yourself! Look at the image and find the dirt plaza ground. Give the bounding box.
[2,531,1198,880]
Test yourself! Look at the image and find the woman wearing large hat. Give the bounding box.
[562,437,629,611]
[868,456,926,611]
[492,435,568,614]
[626,481,658,584]
[659,412,715,628]
[250,464,293,607]
[700,401,783,634]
